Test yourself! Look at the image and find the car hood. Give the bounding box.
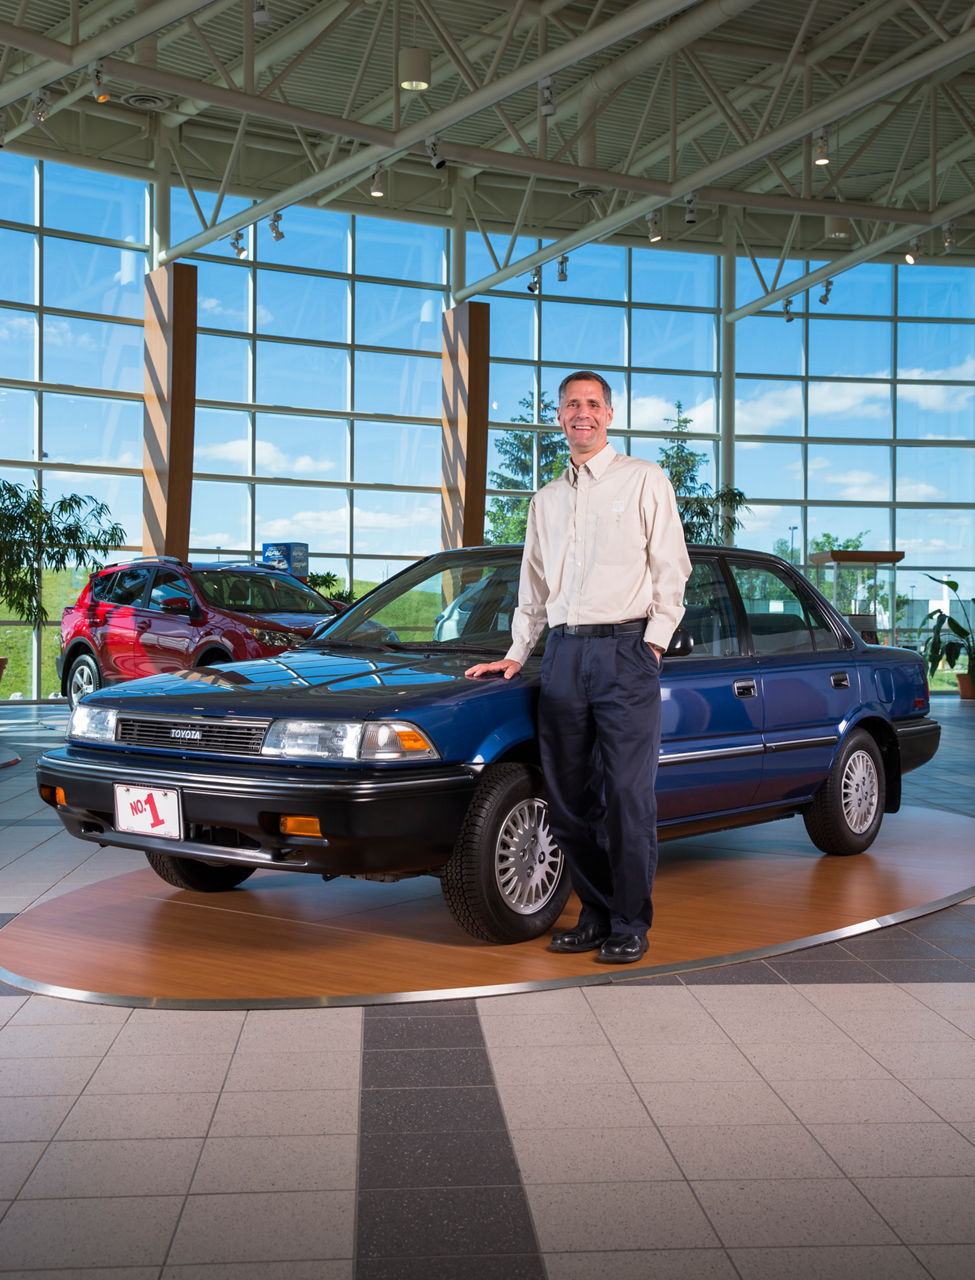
[81,644,532,720]
[219,610,328,635]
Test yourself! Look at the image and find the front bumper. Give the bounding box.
[36,745,478,876]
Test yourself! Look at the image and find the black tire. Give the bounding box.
[803,728,885,856]
[66,652,101,708]
[144,850,256,892]
[441,763,570,943]
[196,649,231,667]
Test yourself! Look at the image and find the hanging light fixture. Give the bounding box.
[30,89,51,125]
[370,168,385,199]
[526,267,541,295]
[425,136,445,170]
[647,211,662,243]
[783,297,794,322]
[399,47,431,91]
[230,230,247,259]
[254,0,271,26]
[539,77,555,118]
[269,211,284,241]
[557,254,568,283]
[813,127,830,165]
[904,237,922,265]
[943,222,956,253]
[819,278,833,306]
[89,61,110,103]
[683,192,697,224]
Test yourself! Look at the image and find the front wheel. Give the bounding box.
[803,728,885,856]
[145,851,256,892]
[441,763,569,943]
[66,652,101,708]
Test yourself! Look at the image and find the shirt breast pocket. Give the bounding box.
[596,512,646,566]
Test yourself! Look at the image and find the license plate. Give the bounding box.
[114,785,182,840]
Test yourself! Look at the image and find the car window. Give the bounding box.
[148,567,192,609]
[89,571,118,603]
[681,560,738,657]
[191,570,334,614]
[729,560,842,654]
[103,565,151,607]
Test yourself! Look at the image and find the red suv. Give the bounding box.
[58,558,343,707]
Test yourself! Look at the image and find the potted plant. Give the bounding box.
[918,573,974,699]
[0,479,125,694]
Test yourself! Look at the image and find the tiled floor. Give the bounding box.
[1,699,974,1278]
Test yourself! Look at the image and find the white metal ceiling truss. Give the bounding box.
[3,0,975,314]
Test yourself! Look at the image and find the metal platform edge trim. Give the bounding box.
[1,884,973,1011]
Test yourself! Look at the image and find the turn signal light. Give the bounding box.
[279,815,323,837]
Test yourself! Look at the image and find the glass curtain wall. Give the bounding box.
[1,152,973,698]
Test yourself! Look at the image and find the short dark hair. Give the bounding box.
[558,370,613,408]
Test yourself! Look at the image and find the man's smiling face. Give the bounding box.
[557,378,614,465]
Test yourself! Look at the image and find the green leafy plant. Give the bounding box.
[306,571,357,605]
[0,479,126,629]
[658,401,748,544]
[918,573,974,676]
[485,391,566,545]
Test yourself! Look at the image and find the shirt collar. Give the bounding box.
[567,442,617,486]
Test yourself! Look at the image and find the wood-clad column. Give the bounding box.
[143,262,197,559]
[441,300,489,549]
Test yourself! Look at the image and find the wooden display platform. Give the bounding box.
[0,807,972,1006]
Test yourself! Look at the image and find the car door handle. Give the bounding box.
[733,678,757,698]
[830,671,850,689]
[136,620,151,633]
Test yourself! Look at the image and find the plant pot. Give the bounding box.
[957,671,974,700]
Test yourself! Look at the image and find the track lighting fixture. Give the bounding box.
[819,278,833,306]
[526,267,541,295]
[370,168,385,199]
[557,254,568,283]
[89,60,109,103]
[269,211,284,241]
[254,0,271,25]
[425,136,445,170]
[813,127,830,165]
[647,211,662,243]
[904,237,922,265]
[539,77,555,118]
[30,89,51,125]
[399,47,431,91]
[683,192,697,224]
[230,230,247,260]
[943,222,956,253]
[783,297,794,323]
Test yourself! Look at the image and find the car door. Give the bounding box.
[657,554,765,823]
[725,556,858,807]
[128,566,200,676]
[98,565,153,680]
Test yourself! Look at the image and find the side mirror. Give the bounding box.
[666,627,694,658]
[160,596,193,615]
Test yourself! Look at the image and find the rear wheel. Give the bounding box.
[803,728,885,856]
[145,851,256,892]
[441,763,569,943]
[66,652,101,708]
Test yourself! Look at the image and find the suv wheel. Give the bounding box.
[66,653,101,708]
[441,763,570,943]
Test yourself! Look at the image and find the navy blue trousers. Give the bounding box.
[538,628,662,936]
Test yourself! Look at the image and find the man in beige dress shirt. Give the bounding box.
[467,370,691,963]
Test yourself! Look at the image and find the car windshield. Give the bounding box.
[309,551,525,652]
[192,570,334,615]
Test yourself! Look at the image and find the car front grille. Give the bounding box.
[116,716,270,756]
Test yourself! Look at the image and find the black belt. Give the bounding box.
[554,619,646,638]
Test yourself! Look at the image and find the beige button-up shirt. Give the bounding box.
[505,443,692,667]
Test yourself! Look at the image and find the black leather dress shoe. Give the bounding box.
[595,932,649,965]
[548,922,611,953]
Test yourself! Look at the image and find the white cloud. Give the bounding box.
[627,393,715,433]
[735,384,803,434]
[897,480,944,501]
[808,381,890,419]
[194,439,337,474]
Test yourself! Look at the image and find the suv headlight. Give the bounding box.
[247,627,303,648]
[68,705,118,743]
[262,719,439,761]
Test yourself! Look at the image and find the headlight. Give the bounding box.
[68,705,118,743]
[247,627,303,648]
[261,719,439,761]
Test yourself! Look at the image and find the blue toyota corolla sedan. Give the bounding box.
[36,544,940,944]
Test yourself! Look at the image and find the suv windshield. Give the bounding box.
[192,570,333,615]
[317,552,525,652]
